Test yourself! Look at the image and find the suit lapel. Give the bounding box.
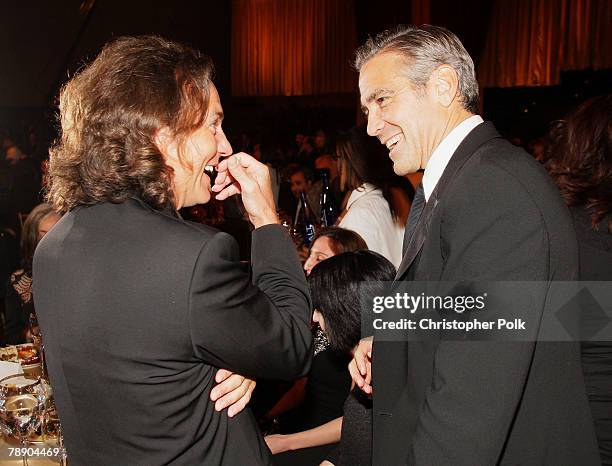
[394,122,503,281]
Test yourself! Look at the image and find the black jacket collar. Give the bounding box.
[394,121,502,280]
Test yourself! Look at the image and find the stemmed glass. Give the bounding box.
[0,374,48,466]
[43,401,67,466]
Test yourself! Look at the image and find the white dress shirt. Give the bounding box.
[339,183,404,268]
[422,115,484,201]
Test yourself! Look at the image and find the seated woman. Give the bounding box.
[3,203,61,345]
[259,227,367,426]
[303,227,367,276]
[252,227,366,429]
[266,250,395,466]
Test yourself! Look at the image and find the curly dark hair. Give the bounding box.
[47,35,215,212]
[308,250,395,354]
[544,95,612,232]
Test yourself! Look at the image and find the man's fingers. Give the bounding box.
[215,183,241,200]
[349,359,365,388]
[216,368,232,383]
[227,156,257,194]
[214,381,246,411]
[349,337,374,394]
[227,379,255,417]
[364,360,372,386]
[355,349,367,376]
[212,170,232,192]
[232,152,258,169]
[211,373,243,404]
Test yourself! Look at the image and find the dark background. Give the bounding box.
[0,0,609,150]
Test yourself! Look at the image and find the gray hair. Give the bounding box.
[355,25,479,114]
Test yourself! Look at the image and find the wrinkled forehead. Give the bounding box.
[314,235,335,253]
[207,84,223,118]
[358,52,410,105]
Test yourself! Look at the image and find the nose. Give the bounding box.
[216,128,233,159]
[304,256,315,275]
[366,107,384,137]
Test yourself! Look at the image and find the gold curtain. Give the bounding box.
[231,0,357,96]
[479,0,612,88]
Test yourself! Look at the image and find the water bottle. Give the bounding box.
[319,170,338,227]
[296,191,316,246]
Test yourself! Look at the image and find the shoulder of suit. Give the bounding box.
[443,139,566,220]
[456,138,550,188]
[478,138,544,169]
[82,199,223,243]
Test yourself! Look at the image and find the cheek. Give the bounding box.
[188,132,218,167]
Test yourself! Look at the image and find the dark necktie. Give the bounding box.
[403,183,425,253]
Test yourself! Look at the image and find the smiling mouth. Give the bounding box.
[203,155,231,184]
[203,165,217,183]
[385,134,402,153]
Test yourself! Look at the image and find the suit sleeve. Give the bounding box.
[407,158,551,465]
[188,224,312,380]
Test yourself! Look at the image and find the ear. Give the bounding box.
[154,127,178,161]
[432,65,460,108]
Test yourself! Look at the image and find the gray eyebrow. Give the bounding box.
[365,88,393,104]
[361,88,393,114]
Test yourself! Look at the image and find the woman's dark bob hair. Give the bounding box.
[47,35,215,212]
[308,250,396,354]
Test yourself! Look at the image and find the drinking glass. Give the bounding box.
[43,401,67,466]
[0,374,48,466]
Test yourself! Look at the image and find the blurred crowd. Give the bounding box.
[0,92,610,464]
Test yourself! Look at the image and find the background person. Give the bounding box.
[266,251,395,466]
[544,94,612,464]
[251,226,367,438]
[303,227,367,276]
[3,202,60,344]
[335,127,407,268]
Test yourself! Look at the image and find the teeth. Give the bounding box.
[385,134,401,150]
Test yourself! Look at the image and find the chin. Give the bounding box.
[393,152,420,176]
[183,191,211,208]
[392,161,411,176]
[197,192,212,205]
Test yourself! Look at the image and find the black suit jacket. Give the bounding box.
[33,198,313,466]
[372,122,600,465]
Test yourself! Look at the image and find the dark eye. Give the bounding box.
[376,96,387,105]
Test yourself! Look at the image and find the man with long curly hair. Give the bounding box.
[33,36,312,466]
